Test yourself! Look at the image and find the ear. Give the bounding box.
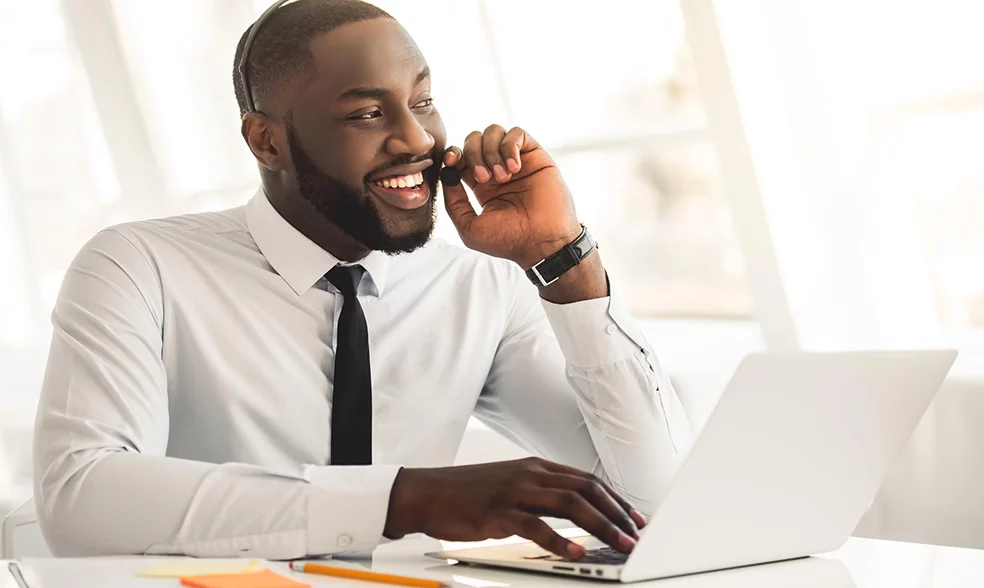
[241,113,287,171]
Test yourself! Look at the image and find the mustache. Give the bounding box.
[363,155,438,183]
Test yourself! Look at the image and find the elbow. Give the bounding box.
[35,471,89,556]
[34,463,99,556]
[36,509,87,557]
[34,451,140,556]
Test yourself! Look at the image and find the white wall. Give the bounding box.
[856,376,984,549]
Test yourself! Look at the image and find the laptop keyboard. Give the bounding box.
[527,546,630,566]
[574,546,630,565]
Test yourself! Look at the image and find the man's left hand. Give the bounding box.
[440,125,583,270]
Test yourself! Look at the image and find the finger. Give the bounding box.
[539,473,639,539]
[462,131,491,184]
[507,513,585,560]
[538,462,642,528]
[500,127,526,174]
[440,166,477,242]
[481,124,510,183]
[520,490,636,554]
[443,146,462,168]
[443,146,479,190]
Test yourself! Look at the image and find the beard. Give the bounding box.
[286,125,437,255]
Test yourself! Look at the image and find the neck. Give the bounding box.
[264,183,371,263]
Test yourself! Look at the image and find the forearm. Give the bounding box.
[540,292,693,512]
[480,269,693,514]
[537,250,608,305]
[567,359,691,513]
[35,449,400,558]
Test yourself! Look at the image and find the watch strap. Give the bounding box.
[526,226,598,287]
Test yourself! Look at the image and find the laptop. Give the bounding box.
[429,350,957,582]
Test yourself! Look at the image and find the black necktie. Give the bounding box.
[326,265,372,465]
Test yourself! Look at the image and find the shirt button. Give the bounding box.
[337,534,353,547]
[606,324,618,335]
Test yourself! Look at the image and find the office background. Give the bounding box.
[1,0,982,549]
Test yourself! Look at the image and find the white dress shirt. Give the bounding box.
[33,190,692,558]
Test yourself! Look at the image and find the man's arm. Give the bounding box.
[33,229,400,557]
[438,125,694,513]
[473,257,693,514]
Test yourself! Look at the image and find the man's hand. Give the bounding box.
[440,126,583,271]
[383,458,646,559]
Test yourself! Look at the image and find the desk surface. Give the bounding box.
[3,536,984,588]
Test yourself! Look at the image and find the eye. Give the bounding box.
[348,109,382,121]
[414,98,435,109]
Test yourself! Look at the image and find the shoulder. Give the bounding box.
[66,206,249,299]
[103,206,248,253]
[401,237,527,287]
[394,238,542,327]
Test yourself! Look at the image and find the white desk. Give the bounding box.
[3,536,984,588]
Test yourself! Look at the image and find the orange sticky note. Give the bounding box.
[180,569,310,588]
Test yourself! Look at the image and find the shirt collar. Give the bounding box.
[246,188,390,297]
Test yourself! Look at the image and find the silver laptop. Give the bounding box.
[430,350,957,582]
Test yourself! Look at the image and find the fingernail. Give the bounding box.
[475,165,491,182]
[620,533,637,551]
[568,543,584,558]
[631,509,648,527]
[439,167,461,187]
[493,164,509,181]
[507,158,521,173]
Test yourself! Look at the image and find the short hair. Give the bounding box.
[233,0,393,117]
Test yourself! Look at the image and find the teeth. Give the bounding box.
[374,172,425,188]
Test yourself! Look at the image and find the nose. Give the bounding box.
[386,108,435,157]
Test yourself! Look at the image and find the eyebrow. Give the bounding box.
[336,66,431,102]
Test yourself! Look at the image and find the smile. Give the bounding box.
[367,172,431,211]
[370,172,425,189]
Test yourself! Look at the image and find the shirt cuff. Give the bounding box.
[304,464,402,555]
[541,289,647,369]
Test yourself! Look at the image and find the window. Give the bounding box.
[379,0,751,318]
[713,0,984,353]
[872,106,984,331]
[0,0,752,512]
[0,0,117,346]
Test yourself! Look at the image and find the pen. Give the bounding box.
[7,562,32,588]
[289,561,448,588]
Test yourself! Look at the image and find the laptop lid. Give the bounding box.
[621,350,956,582]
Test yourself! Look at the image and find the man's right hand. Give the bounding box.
[382,458,646,559]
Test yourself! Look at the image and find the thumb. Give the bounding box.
[440,166,478,240]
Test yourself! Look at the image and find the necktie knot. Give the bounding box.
[326,265,364,298]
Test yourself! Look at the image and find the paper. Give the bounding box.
[181,569,311,588]
[138,559,260,578]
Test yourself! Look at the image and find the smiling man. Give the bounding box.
[33,0,692,560]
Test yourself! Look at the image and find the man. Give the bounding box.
[33,0,692,560]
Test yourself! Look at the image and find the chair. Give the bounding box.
[1,498,48,558]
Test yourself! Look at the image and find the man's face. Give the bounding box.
[285,18,446,254]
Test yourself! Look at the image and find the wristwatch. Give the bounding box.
[525,225,598,287]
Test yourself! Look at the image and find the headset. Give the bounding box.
[238,0,293,114]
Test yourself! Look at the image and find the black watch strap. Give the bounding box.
[525,225,598,287]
